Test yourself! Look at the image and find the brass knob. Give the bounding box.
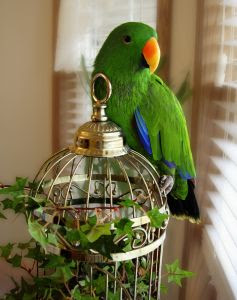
[91,73,112,122]
[91,73,112,104]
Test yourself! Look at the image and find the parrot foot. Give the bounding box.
[159,175,174,195]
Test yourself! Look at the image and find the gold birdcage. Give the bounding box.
[31,73,169,300]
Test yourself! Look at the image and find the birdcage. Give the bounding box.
[31,73,169,300]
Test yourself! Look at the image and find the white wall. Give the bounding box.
[170,0,197,126]
[0,0,53,295]
[0,0,53,183]
[163,1,197,300]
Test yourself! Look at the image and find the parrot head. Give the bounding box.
[94,22,160,77]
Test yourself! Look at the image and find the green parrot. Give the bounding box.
[92,22,200,223]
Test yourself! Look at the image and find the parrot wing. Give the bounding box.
[134,108,152,155]
[135,75,196,180]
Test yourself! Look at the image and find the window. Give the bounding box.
[54,0,157,149]
[192,1,237,298]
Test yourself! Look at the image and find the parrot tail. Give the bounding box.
[167,180,200,223]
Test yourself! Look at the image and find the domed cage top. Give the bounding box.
[31,73,169,300]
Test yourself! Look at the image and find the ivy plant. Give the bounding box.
[0,178,194,299]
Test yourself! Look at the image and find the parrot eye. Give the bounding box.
[123,35,132,44]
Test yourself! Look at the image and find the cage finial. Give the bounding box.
[91,73,112,122]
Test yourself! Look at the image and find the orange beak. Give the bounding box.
[142,37,160,73]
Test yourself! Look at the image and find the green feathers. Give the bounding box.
[141,75,196,179]
[92,22,200,221]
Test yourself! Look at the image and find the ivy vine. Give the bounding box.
[0,178,194,299]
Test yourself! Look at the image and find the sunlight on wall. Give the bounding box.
[0,0,53,295]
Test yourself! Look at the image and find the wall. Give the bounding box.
[170,0,197,125]
[162,0,197,299]
[0,0,53,295]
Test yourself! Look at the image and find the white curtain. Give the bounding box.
[54,0,157,149]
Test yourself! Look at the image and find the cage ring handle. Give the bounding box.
[91,73,112,104]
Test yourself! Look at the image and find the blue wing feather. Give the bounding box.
[178,170,192,180]
[135,108,192,179]
[163,159,176,169]
[134,108,152,155]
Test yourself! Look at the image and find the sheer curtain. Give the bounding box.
[185,1,237,299]
[54,0,157,149]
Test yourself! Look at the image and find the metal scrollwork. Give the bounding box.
[93,180,104,197]
[160,207,170,230]
[132,227,148,249]
[52,186,62,204]
[147,226,156,244]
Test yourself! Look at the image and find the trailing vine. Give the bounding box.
[0,178,194,299]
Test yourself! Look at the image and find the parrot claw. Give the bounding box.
[159,175,174,195]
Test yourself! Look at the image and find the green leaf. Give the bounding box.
[88,215,97,226]
[80,295,98,300]
[66,229,90,249]
[0,178,28,214]
[33,276,54,288]
[176,73,192,104]
[1,198,13,210]
[86,223,111,243]
[0,178,27,195]
[114,218,134,239]
[13,201,25,214]
[78,230,90,249]
[34,206,44,215]
[16,177,28,189]
[2,197,24,214]
[22,293,36,300]
[93,275,106,295]
[41,287,52,299]
[0,243,14,258]
[166,259,195,287]
[147,208,168,228]
[124,260,135,283]
[108,291,120,300]
[28,195,46,204]
[118,199,141,209]
[43,254,65,268]
[160,283,168,294]
[28,180,39,191]
[26,246,45,262]
[71,285,81,300]
[78,280,86,287]
[137,280,148,295]
[26,197,41,213]
[4,295,16,300]
[28,218,48,248]
[50,265,75,282]
[71,285,99,300]
[66,229,81,242]
[21,277,33,293]
[8,254,22,267]
[144,296,156,300]
[140,257,147,269]
[91,235,123,259]
[0,211,7,219]
[80,223,91,233]
[47,233,58,246]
